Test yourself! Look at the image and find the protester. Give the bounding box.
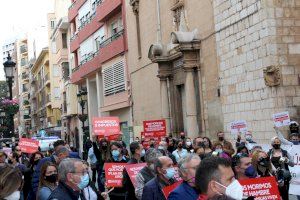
[195,157,244,200]
[0,164,23,200]
[142,156,176,200]
[232,153,257,180]
[236,132,256,149]
[88,142,98,182]
[194,144,206,160]
[123,141,145,200]
[215,132,235,156]
[252,150,274,177]
[135,148,163,200]
[157,141,177,164]
[37,162,58,200]
[193,137,203,149]
[15,145,30,167]
[212,142,231,160]
[82,161,99,200]
[167,138,176,154]
[275,126,300,145]
[268,136,294,200]
[168,154,200,200]
[48,158,89,200]
[172,139,188,162]
[202,137,213,154]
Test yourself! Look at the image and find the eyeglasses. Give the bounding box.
[71,170,89,176]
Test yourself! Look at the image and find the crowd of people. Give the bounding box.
[0,122,299,200]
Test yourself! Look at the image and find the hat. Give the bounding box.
[289,121,299,126]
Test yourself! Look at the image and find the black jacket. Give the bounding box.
[47,182,84,200]
[123,158,139,200]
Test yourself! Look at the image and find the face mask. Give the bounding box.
[292,141,299,145]
[178,144,183,149]
[245,135,252,141]
[112,150,120,160]
[258,157,269,167]
[78,174,89,189]
[141,149,145,157]
[273,144,280,149]
[203,141,209,147]
[215,149,223,154]
[164,167,175,180]
[45,174,57,183]
[150,144,155,148]
[4,191,20,200]
[218,137,224,141]
[244,165,257,178]
[186,141,192,146]
[199,154,205,160]
[34,159,40,165]
[180,136,185,140]
[216,180,244,200]
[158,146,164,150]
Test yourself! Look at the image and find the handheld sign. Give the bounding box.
[272,111,290,127]
[239,176,281,199]
[229,120,247,135]
[104,163,128,187]
[93,117,120,136]
[125,163,147,188]
[19,138,39,154]
[162,181,183,199]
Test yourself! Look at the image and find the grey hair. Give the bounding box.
[145,148,163,164]
[153,157,163,174]
[55,146,70,155]
[58,158,82,182]
[178,154,200,173]
[271,136,280,145]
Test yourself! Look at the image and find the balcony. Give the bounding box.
[96,0,122,22]
[71,30,125,83]
[68,0,86,22]
[22,73,29,80]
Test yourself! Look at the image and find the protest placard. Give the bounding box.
[104,163,128,187]
[162,181,183,199]
[93,117,120,136]
[288,145,300,196]
[229,120,247,135]
[272,111,290,127]
[125,163,147,188]
[19,138,39,154]
[239,176,281,199]
[143,120,166,134]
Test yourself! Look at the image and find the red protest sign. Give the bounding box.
[104,163,128,187]
[239,176,280,199]
[98,134,120,141]
[141,132,163,148]
[162,181,183,199]
[143,120,166,135]
[125,163,147,188]
[19,138,39,154]
[93,117,120,136]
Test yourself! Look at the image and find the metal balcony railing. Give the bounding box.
[20,46,28,54]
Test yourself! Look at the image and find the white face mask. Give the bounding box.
[5,191,20,200]
[215,180,244,200]
[186,141,192,146]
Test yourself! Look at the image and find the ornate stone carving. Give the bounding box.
[263,66,281,86]
[130,0,139,14]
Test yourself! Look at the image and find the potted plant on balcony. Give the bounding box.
[23,100,30,105]
[0,98,19,115]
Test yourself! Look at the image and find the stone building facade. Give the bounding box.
[127,0,300,143]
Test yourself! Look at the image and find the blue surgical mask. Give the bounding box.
[141,149,145,157]
[112,150,120,160]
[245,165,257,178]
[78,174,89,189]
[292,141,299,145]
[164,167,175,180]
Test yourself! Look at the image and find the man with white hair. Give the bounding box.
[168,154,200,200]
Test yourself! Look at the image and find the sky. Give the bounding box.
[0,0,54,80]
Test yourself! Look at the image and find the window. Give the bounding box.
[53,65,59,77]
[62,62,70,80]
[54,87,61,99]
[62,33,67,48]
[51,41,56,53]
[51,20,55,29]
[111,18,123,36]
[102,60,126,96]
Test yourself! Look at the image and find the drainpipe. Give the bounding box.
[156,0,162,43]
[166,77,173,134]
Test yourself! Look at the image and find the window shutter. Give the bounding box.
[103,60,126,96]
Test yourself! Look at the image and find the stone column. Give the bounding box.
[184,68,199,138]
[96,72,109,117]
[159,75,171,134]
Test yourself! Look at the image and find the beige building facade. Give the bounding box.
[127,0,300,143]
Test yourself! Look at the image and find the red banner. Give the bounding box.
[19,138,39,154]
[93,117,120,136]
[239,176,280,199]
[162,181,183,199]
[98,134,120,141]
[125,163,147,188]
[104,163,128,187]
[143,120,166,134]
[141,132,164,148]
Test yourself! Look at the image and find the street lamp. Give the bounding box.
[77,89,88,159]
[3,53,16,138]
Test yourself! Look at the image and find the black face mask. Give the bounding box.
[218,137,224,141]
[273,144,281,149]
[258,157,270,167]
[8,159,13,164]
[177,144,183,149]
[102,145,107,150]
[199,154,205,160]
[45,174,58,183]
[180,136,185,140]
[34,159,40,165]
[150,144,155,148]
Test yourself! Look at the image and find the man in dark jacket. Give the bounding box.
[123,141,144,200]
[142,156,176,200]
[48,158,88,200]
[168,154,200,200]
